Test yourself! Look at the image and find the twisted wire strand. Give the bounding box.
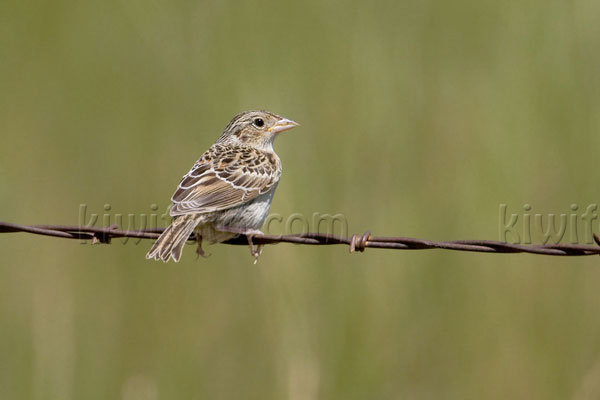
[2,221,600,256]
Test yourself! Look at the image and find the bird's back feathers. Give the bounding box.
[170,144,281,216]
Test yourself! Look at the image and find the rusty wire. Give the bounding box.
[2,221,600,256]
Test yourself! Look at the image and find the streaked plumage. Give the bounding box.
[146,111,298,262]
[170,144,281,216]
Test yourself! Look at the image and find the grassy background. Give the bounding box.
[2,0,600,398]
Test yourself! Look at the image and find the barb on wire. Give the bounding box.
[1,221,600,256]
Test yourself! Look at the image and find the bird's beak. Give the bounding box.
[268,118,299,134]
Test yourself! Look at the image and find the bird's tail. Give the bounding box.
[146,215,200,262]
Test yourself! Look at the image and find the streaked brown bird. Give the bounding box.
[146,110,299,262]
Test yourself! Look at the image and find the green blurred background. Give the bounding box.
[2,0,600,398]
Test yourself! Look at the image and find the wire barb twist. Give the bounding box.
[1,221,600,257]
[350,231,371,253]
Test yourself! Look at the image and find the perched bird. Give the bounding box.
[146,110,299,262]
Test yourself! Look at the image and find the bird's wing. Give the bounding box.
[169,144,281,216]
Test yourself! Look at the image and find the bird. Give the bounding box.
[146,110,299,262]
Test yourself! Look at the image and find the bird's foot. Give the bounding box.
[248,240,263,264]
[213,226,264,263]
[214,225,264,236]
[195,236,210,259]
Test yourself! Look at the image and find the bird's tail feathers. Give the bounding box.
[146,215,200,262]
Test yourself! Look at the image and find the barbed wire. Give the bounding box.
[2,221,600,256]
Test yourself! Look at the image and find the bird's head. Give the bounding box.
[217,110,299,150]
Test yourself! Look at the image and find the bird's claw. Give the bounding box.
[214,225,265,263]
[196,237,210,259]
[250,244,263,264]
[246,234,264,264]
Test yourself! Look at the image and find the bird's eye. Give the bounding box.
[253,118,264,127]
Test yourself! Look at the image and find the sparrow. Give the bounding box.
[146,110,299,262]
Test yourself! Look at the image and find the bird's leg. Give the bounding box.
[213,225,264,263]
[246,234,264,264]
[196,234,207,258]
